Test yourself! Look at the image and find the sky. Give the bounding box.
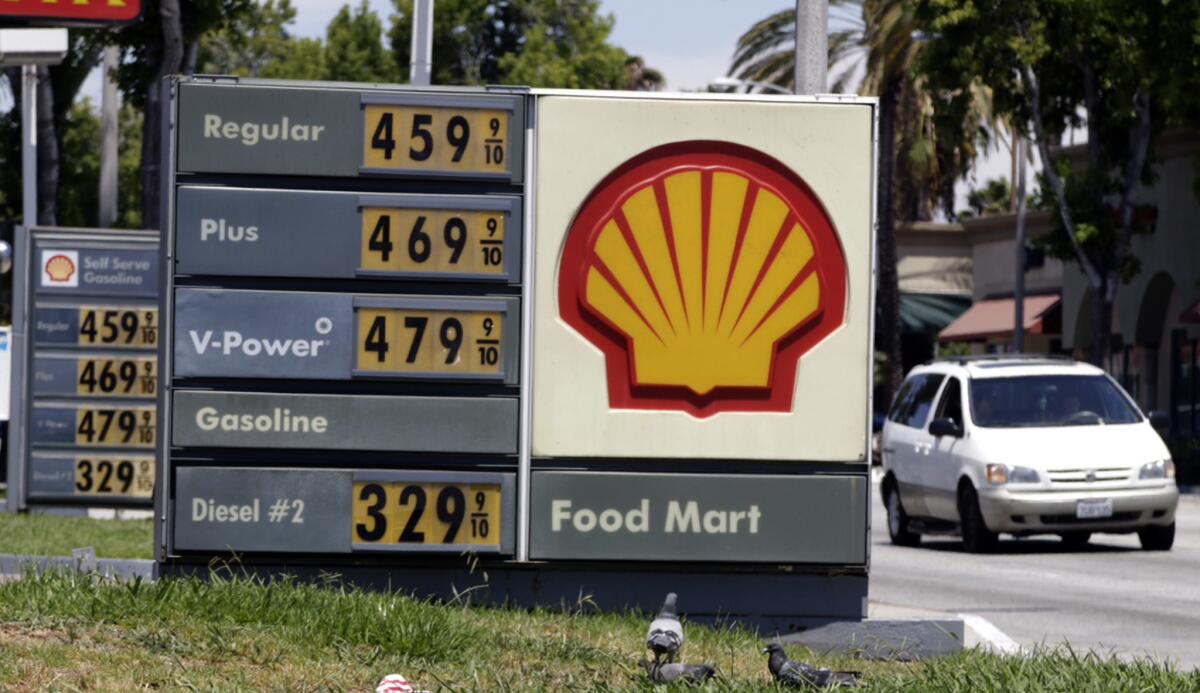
[59,0,1023,214]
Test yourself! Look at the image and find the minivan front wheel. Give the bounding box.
[1138,522,1175,551]
[884,481,921,547]
[958,484,998,553]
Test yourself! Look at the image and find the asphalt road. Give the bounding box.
[869,483,1200,669]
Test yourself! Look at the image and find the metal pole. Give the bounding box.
[409,0,434,86]
[99,46,120,228]
[1013,136,1028,352]
[21,63,37,227]
[794,0,828,95]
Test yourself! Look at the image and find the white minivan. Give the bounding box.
[880,355,1179,552]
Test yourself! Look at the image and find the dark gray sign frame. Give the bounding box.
[7,227,161,512]
[175,81,525,183]
[174,186,523,284]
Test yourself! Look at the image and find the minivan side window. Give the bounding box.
[887,377,919,422]
[900,374,945,428]
[934,377,963,428]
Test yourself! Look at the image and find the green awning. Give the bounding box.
[896,293,972,334]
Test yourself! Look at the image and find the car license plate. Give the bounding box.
[1076,498,1113,519]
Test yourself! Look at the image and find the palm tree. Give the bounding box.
[729,0,992,403]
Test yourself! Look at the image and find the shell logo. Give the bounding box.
[44,254,77,283]
[558,141,847,418]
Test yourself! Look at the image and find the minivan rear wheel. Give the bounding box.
[959,484,998,553]
[1138,522,1175,551]
[884,481,921,547]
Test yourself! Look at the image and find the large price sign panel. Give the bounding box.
[7,228,161,509]
[162,78,876,627]
[163,78,526,562]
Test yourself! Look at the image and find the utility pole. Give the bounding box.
[1013,136,1028,353]
[99,45,120,228]
[794,0,828,95]
[21,64,36,227]
[409,0,433,86]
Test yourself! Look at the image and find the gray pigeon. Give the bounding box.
[645,592,684,664]
[763,643,859,688]
[638,659,717,685]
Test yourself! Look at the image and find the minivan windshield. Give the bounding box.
[969,375,1142,428]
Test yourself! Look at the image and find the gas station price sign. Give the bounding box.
[360,206,507,277]
[74,455,155,498]
[174,187,522,284]
[78,306,159,347]
[9,228,162,508]
[362,104,509,176]
[352,475,503,551]
[355,306,504,377]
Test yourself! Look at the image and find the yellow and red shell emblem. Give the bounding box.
[45,254,77,283]
[559,141,847,418]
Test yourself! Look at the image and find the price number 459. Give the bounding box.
[369,109,505,169]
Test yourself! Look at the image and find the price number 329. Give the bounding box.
[352,482,500,548]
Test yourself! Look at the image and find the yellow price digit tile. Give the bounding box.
[78,307,159,348]
[75,407,156,448]
[356,309,503,377]
[360,208,505,276]
[76,357,157,398]
[74,456,155,498]
[351,481,501,547]
[362,105,509,175]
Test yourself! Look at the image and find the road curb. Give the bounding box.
[0,552,156,581]
[777,618,965,660]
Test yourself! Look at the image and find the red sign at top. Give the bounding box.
[0,0,141,25]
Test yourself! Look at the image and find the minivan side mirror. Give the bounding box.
[929,417,963,438]
[1147,410,1170,431]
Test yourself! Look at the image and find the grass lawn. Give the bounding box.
[0,513,153,560]
[0,572,1196,691]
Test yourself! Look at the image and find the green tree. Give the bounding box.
[106,0,252,229]
[917,0,1200,366]
[730,0,993,401]
[197,0,301,77]
[389,0,656,89]
[56,100,101,228]
[499,2,629,88]
[323,1,396,83]
[390,0,526,85]
[963,177,1012,218]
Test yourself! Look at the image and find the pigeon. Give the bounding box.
[645,592,684,664]
[763,643,859,688]
[638,659,717,685]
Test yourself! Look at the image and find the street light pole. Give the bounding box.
[409,0,434,86]
[794,0,828,95]
[21,64,36,227]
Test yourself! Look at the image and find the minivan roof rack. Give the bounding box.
[929,353,1074,365]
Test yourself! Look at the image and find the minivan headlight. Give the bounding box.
[1139,460,1175,480]
[985,464,1040,485]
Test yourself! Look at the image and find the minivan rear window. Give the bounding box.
[969,375,1142,427]
[889,374,945,428]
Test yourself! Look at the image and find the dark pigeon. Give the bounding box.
[645,592,684,664]
[638,659,717,685]
[763,643,859,688]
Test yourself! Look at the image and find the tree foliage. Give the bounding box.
[916,0,1200,364]
[389,0,658,89]
[324,0,397,83]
